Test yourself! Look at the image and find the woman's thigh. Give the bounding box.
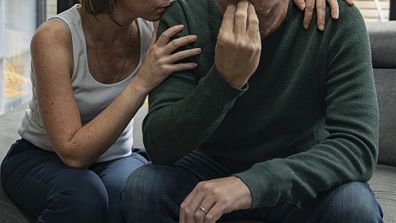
[91,151,149,223]
[1,139,108,222]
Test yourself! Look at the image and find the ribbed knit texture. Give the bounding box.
[143,0,379,208]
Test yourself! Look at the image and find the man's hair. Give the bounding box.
[79,0,120,25]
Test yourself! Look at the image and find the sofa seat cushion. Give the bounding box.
[369,164,396,223]
[0,178,29,223]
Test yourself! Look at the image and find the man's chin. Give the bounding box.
[259,13,287,38]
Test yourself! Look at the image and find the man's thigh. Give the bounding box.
[239,181,383,223]
[122,150,234,222]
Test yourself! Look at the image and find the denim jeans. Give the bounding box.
[1,139,148,223]
[122,150,383,223]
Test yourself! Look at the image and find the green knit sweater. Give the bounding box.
[143,0,379,208]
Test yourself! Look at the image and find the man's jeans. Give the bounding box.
[122,150,383,223]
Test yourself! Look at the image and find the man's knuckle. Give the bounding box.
[235,12,246,20]
[184,207,192,216]
[194,211,202,219]
[250,17,259,26]
[205,213,215,221]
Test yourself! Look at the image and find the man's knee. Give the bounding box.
[316,182,383,223]
[122,165,174,203]
[121,164,184,222]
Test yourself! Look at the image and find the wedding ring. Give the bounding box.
[198,206,209,214]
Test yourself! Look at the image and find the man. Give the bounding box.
[122,0,383,222]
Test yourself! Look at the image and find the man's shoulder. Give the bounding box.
[337,0,365,27]
[160,0,216,21]
[320,0,368,43]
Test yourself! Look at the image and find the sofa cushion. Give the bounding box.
[369,164,396,223]
[366,21,396,68]
[367,21,396,166]
[373,68,396,166]
[0,182,29,223]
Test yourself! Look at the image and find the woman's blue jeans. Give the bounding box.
[122,150,383,223]
[1,139,148,223]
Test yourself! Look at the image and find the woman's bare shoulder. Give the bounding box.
[31,19,72,50]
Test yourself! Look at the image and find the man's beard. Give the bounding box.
[258,7,287,38]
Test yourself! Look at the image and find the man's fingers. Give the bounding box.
[316,0,326,31]
[220,4,236,34]
[247,2,260,37]
[303,0,315,30]
[328,0,339,19]
[194,196,216,223]
[180,188,197,223]
[203,202,223,223]
[234,0,249,34]
[157,24,184,46]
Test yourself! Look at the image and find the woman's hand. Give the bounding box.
[293,0,355,31]
[134,25,201,92]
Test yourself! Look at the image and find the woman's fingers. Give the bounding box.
[156,24,185,47]
[328,0,339,19]
[169,63,198,73]
[294,0,306,10]
[164,35,198,54]
[303,0,315,29]
[345,0,354,5]
[166,48,201,63]
[316,0,326,31]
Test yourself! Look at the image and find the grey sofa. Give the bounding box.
[0,21,395,223]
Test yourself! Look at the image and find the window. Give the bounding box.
[0,0,36,114]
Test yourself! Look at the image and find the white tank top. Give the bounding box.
[18,5,153,162]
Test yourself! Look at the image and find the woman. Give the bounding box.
[0,0,351,222]
[1,0,201,222]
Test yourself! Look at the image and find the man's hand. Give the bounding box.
[293,0,355,31]
[215,1,261,88]
[180,176,252,223]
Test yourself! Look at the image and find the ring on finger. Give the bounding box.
[198,206,209,214]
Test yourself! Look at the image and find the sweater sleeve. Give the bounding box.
[143,2,247,164]
[234,4,379,208]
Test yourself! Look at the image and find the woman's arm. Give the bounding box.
[32,21,200,168]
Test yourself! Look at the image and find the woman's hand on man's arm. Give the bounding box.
[293,0,354,31]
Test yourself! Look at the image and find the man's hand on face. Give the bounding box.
[215,0,262,88]
[179,176,252,223]
[293,0,355,31]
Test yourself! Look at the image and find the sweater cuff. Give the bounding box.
[234,168,277,208]
[199,65,248,100]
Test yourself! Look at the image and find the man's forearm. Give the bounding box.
[143,66,246,164]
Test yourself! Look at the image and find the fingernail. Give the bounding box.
[303,23,308,30]
[299,3,305,10]
[333,11,339,19]
[319,24,325,31]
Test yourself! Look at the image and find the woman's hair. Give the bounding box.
[79,0,121,25]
